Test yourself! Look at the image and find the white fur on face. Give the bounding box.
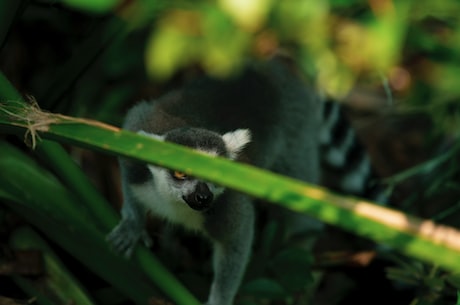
[131,165,205,232]
[147,165,195,204]
[131,129,231,231]
[222,129,252,159]
[148,164,224,201]
[134,163,223,230]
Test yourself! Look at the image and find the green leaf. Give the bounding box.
[269,248,314,292]
[59,0,120,13]
[0,141,200,305]
[259,221,280,258]
[446,274,460,289]
[241,278,288,300]
[145,10,202,79]
[2,95,460,273]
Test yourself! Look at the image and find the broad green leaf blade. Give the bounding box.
[0,69,117,232]
[0,71,200,305]
[0,141,201,305]
[36,140,119,232]
[1,98,460,273]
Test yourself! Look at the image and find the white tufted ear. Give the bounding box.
[222,129,252,160]
[137,130,165,141]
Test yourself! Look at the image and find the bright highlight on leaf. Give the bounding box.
[218,0,272,31]
[366,0,411,72]
[145,7,251,79]
[145,10,202,79]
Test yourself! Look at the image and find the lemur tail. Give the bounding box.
[319,98,388,204]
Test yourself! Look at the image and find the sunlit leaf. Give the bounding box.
[201,6,249,76]
[145,10,202,79]
[218,0,273,31]
[366,0,411,71]
[2,95,460,274]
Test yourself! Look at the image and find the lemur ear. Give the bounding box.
[137,130,165,141]
[222,129,252,160]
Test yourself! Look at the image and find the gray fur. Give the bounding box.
[107,59,322,305]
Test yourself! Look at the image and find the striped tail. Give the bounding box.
[320,98,388,204]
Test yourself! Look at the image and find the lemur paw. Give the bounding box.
[106,220,153,258]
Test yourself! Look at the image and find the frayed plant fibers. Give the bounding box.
[0,97,119,149]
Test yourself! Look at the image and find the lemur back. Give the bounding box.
[125,61,322,180]
[107,59,383,305]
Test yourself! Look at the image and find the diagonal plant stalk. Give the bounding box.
[0,72,201,305]
[0,72,117,231]
[1,75,460,273]
[0,141,199,305]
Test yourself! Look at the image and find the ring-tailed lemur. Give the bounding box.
[107,59,385,305]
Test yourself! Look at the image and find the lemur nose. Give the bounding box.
[196,192,212,204]
[183,182,214,210]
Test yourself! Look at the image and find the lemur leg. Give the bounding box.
[106,192,152,257]
[205,195,255,305]
[106,161,152,257]
[206,237,252,305]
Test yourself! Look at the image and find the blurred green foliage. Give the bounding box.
[56,0,460,134]
[1,0,460,305]
[60,0,120,13]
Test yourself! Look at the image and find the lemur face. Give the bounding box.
[138,127,251,211]
[166,169,224,211]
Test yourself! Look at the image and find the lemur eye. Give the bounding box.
[172,171,187,180]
